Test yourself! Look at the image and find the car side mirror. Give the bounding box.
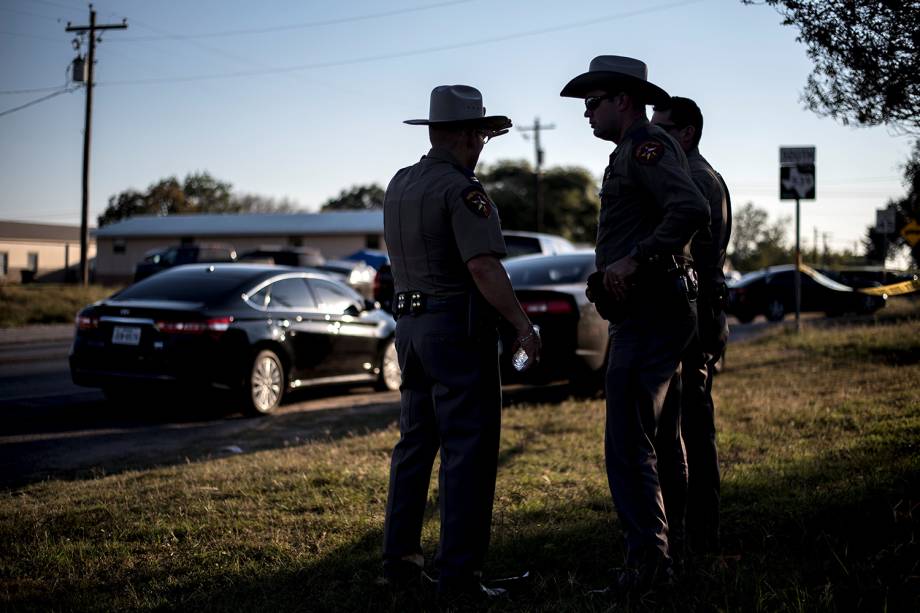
[344,304,361,317]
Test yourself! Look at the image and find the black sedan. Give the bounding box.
[70,264,401,415]
[500,251,609,388]
[727,264,887,323]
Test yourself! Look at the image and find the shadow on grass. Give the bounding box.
[71,430,913,613]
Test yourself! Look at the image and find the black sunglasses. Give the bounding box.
[655,123,681,131]
[584,95,612,111]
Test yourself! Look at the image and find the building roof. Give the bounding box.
[93,211,384,238]
[0,220,86,242]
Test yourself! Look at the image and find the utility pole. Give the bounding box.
[66,6,127,285]
[518,117,555,233]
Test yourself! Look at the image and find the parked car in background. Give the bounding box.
[727,264,887,323]
[816,266,917,290]
[70,264,400,415]
[134,243,237,281]
[343,249,389,270]
[237,246,324,267]
[315,259,377,299]
[500,251,608,388]
[373,232,578,313]
[502,231,577,259]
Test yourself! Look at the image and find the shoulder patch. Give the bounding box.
[461,185,493,218]
[634,140,665,165]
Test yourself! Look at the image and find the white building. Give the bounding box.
[0,221,96,283]
[92,211,385,284]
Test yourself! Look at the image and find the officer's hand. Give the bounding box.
[603,256,639,302]
[512,324,542,372]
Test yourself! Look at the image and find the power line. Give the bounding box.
[96,0,704,87]
[0,30,64,42]
[0,84,71,95]
[0,86,80,118]
[113,0,477,41]
[0,6,66,22]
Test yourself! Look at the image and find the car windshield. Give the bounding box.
[503,236,542,258]
[113,269,249,304]
[505,254,594,286]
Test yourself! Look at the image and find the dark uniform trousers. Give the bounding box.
[679,287,728,551]
[604,280,696,567]
[382,304,501,583]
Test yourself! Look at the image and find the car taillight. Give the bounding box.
[155,316,233,335]
[76,314,99,330]
[521,299,574,314]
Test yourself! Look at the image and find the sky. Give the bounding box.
[1,0,915,260]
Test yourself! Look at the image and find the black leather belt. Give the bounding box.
[393,292,468,318]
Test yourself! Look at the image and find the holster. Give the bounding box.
[586,271,625,322]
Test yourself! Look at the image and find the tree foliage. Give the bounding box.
[729,202,793,271]
[477,160,600,244]
[864,140,920,266]
[98,172,297,226]
[320,184,385,211]
[746,0,920,133]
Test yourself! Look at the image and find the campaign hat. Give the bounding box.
[404,84,512,131]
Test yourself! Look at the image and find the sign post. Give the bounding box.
[780,146,816,333]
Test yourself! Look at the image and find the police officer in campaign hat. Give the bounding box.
[560,56,709,591]
[652,96,732,555]
[381,84,542,600]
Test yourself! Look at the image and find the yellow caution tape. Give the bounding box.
[796,263,920,297]
[855,277,920,296]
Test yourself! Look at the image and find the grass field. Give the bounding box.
[1,303,918,611]
[0,284,118,328]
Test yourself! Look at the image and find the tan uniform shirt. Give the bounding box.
[384,147,506,297]
[596,119,709,271]
[686,147,731,288]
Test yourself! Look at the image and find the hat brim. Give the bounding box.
[559,72,670,105]
[404,115,512,131]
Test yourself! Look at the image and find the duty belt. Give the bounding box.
[393,291,468,318]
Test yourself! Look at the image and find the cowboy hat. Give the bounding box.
[405,84,512,131]
[560,55,669,105]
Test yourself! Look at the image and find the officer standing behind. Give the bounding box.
[381,85,542,599]
[560,56,709,591]
[652,96,732,555]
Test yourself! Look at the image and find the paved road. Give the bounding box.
[0,318,776,490]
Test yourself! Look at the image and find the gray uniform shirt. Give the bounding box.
[384,147,506,297]
[596,119,709,271]
[686,148,732,288]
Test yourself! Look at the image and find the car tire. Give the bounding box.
[765,299,786,322]
[375,339,401,392]
[859,294,881,314]
[245,349,285,416]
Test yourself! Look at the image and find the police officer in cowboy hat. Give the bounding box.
[381,84,541,600]
[560,56,709,591]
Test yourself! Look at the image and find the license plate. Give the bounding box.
[112,326,141,346]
